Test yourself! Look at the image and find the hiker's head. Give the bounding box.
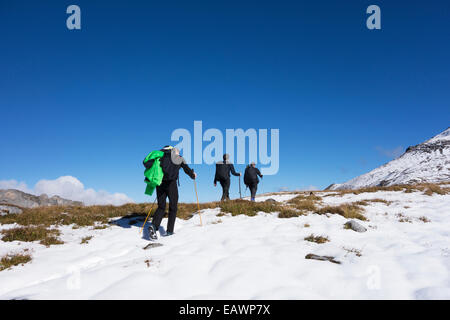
[251,161,256,167]
[223,154,229,161]
[170,147,183,165]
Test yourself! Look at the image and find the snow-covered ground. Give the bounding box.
[0,190,449,299]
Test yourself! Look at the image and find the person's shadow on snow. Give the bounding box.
[109,213,168,240]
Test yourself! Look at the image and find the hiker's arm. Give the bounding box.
[181,162,196,179]
[143,158,155,169]
[256,168,263,178]
[230,164,240,176]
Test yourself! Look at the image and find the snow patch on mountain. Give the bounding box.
[331,128,450,190]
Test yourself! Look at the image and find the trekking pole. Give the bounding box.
[140,196,157,235]
[238,175,242,199]
[194,179,203,226]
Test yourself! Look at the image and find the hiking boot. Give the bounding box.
[165,231,174,237]
[148,224,158,240]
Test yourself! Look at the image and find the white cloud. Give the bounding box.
[295,185,319,191]
[0,179,33,193]
[0,176,134,206]
[277,185,319,192]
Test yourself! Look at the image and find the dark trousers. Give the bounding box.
[152,180,179,233]
[218,178,230,201]
[249,182,258,201]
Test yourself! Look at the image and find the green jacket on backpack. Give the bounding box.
[143,150,165,196]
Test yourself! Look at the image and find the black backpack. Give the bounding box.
[243,166,252,186]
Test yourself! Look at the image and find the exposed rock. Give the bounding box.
[0,189,83,208]
[264,198,278,203]
[344,220,367,233]
[324,184,338,191]
[305,254,341,264]
[0,205,23,216]
[143,243,163,250]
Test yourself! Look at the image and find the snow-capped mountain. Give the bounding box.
[330,128,450,190]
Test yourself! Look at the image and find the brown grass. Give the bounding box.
[355,198,392,206]
[218,200,282,216]
[333,183,448,197]
[287,195,320,213]
[1,226,63,246]
[81,236,93,244]
[0,203,156,227]
[0,253,32,271]
[0,202,222,229]
[304,234,329,244]
[423,184,447,196]
[343,247,362,257]
[278,207,305,218]
[316,204,366,220]
[396,213,412,223]
[418,216,431,223]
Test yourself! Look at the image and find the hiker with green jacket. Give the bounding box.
[143,146,196,240]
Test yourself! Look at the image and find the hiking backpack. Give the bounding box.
[143,150,164,195]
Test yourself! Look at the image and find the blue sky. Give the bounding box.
[1,0,449,203]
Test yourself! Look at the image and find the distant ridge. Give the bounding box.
[329,128,450,190]
[0,189,84,209]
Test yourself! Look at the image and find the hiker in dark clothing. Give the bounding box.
[143,146,196,239]
[214,154,240,201]
[244,162,263,201]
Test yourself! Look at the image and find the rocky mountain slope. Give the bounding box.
[330,128,450,190]
[0,189,83,210]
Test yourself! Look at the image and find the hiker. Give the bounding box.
[143,146,196,240]
[244,162,263,201]
[214,154,240,201]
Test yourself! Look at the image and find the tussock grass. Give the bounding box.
[0,203,155,227]
[288,195,320,213]
[316,204,366,220]
[333,183,448,196]
[343,247,362,257]
[1,226,63,246]
[418,216,431,223]
[423,184,446,196]
[93,225,108,230]
[304,234,329,244]
[218,200,282,216]
[396,213,412,223]
[288,194,322,204]
[81,236,93,244]
[367,198,392,205]
[355,198,392,206]
[278,208,304,218]
[0,253,32,271]
[293,200,318,212]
